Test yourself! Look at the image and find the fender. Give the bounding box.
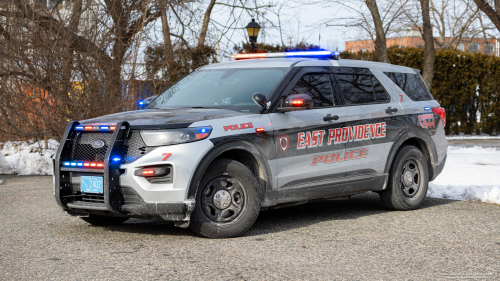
[186,139,274,204]
[384,127,438,180]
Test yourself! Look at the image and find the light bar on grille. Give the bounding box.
[231,50,340,60]
[63,161,104,168]
[75,124,117,131]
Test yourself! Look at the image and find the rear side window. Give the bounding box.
[288,73,334,107]
[336,74,390,105]
[384,72,433,101]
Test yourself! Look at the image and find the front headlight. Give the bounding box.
[140,126,212,146]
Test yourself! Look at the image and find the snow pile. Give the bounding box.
[428,146,500,204]
[0,140,58,175]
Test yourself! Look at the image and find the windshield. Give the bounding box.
[149,68,289,113]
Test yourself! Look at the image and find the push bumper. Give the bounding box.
[53,121,210,225]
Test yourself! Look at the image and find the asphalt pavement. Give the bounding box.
[0,175,499,280]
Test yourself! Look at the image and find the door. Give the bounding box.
[268,67,348,203]
[329,67,406,194]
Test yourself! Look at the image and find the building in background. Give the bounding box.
[346,27,500,56]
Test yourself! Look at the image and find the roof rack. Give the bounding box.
[231,50,341,60]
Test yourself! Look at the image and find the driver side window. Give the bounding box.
[286,73,334,108]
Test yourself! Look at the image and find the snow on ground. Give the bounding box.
[428,146,500,204]
[0,140,58,175]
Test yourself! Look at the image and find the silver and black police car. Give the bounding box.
[54,51,448,238]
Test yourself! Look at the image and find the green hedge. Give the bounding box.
[341,47,500,135]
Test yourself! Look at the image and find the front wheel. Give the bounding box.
[189,159,260,238]
[380,145,429,210]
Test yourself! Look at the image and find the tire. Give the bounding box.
[189,159,260,238]
[380,145,429,210]
[80,214,129,226]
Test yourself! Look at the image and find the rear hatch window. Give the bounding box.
[384,72,433,101]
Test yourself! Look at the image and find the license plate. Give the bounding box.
[81,176,103,194]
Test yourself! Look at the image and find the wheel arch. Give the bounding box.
[187,140,273,204]
[385,128,438,181]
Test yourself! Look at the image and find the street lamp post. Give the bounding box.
[246,18,261,53]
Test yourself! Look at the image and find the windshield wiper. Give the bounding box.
[184,106,222,109]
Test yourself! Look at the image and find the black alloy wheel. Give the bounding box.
[380,145,429,210]
[201,177,246,222]
[190,158,260,238]
[400,159,421,198]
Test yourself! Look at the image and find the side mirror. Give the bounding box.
[252,92,267,108]
[143,95,159,107]
[276,94,314,113]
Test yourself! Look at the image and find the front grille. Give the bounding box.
[121,130,157,163]
[71,132,112,162]
[68,130,156,164]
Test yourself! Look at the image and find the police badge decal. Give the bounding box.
[277,134,289,155]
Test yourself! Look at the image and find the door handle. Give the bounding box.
[385,107,398,114]
[323,114,339,122]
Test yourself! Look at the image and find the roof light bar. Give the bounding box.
[231,50,337,60]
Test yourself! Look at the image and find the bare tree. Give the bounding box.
[313,0,408,63]
[429,0,480,48]
[147,0,272,89]
[0,0,162,140]
[473,0,500,32]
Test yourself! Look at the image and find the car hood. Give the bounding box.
[80,108,249,128]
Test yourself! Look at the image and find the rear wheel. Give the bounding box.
[380,145,429,210]
[189,159,260,238]
[80,214,129,226]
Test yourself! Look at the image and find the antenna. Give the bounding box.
[319,25,321,48]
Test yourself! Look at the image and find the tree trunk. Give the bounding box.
[365,0,390,63]
[62,0,82,119]
[161,8,174,72]
[420,0,436,89]
[197,0,216,48]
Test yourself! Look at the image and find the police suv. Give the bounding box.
[54,51,448,238]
